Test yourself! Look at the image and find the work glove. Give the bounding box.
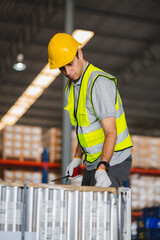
[66,157,82,177]
[95,169,111,187]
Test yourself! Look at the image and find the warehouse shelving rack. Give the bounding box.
[1,158,160,218]
[0,159,61,169]
[0,159,160,182]
[0,158,61,183]
[130,168,160,176]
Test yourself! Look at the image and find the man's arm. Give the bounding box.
[98,116,117,169]
[74,142,83,158]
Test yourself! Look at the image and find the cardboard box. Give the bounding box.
[131,135,160,169]
[2,125,42,161]
[4,170,42,183]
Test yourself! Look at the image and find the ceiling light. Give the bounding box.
[0,123,5,131]
[16,96,34,106]
[24,86,43,97]
[8,106,26,116]
[1,115,18,125]
[42,64,60,75]
[13,53,26,71]
[33,74,54,89]
[72,29,94,48]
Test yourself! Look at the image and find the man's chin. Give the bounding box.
[72,78,80,82]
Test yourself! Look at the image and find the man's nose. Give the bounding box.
[65,66,71,76]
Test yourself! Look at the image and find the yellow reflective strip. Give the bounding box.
[77,113,90,126]
[64,84,77,126]
[78,128,105,148]
[115,96,119,111]
[76,65,91,126]
[114,134,132,151]
[78,65,92,114]
[89,75,99,118]
[86,151,102,162]
[115,92,122,111]
[118,93,122,105]
[64,104,70,111]
[116,113,127,135]
[65,79,70,93]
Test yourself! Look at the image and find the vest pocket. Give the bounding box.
[78,128,105,148]
[77,112,90,127]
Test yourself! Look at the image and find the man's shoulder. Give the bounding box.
[93,75,116,88]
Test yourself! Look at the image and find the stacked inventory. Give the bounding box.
[131,135,160,169]
[42,128,78,163]
[2,125,42,162]
[130,135,160,239]
[4,170,42,183]
[130,174,160,210]
[130,135,160,208]
[43,128,62,162]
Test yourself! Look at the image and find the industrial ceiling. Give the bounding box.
[0,0,160,136]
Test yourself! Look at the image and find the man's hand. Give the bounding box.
[95,169,111,187]
[66,157,82,177]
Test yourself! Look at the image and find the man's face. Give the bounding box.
[59,51,84,81]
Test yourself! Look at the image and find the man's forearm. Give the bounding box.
[100,131,117,164]
[74,142,83,158]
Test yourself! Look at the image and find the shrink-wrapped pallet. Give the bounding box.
[130,174,160,210]
[2,125,42,162]
[131,135,160,169]
[4,170,42,183]
[43,128,62,162]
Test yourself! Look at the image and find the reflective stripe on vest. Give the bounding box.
[64,64,132,163]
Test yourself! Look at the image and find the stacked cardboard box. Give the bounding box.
[130,174,160,210]
[131,135,160,169]
[43,128,62,162]
[4,170,42,183]
[43,128,79,163]
[2,125,42,161]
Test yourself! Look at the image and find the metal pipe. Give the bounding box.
[61,0,75,182]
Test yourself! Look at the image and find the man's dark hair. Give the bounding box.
[76,51,79,59]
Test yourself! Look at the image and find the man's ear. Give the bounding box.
[77,49,83,60]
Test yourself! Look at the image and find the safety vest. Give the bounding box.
[64,64,132,163]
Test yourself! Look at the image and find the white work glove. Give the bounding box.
[66,157,82,177]
[95,169,111,187]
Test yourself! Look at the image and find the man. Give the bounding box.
[48,33,132,187]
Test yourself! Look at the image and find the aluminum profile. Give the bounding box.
[0,182,131,240]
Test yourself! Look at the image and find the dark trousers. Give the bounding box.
[81,155,132,187]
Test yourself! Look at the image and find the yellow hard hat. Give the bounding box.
[48,33,81,69]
